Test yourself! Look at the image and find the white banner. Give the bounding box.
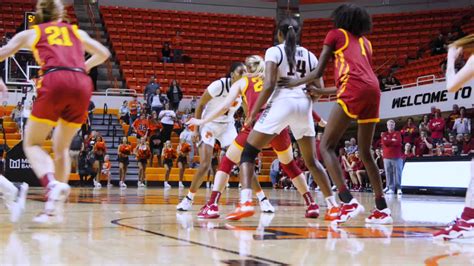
[314,79,474,120]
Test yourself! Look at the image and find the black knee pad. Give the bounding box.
[241,143,260,164]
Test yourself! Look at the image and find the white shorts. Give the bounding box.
[253,97,315,140]
[200,121,237,148]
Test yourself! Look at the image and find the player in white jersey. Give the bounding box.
[227,17,338,220]
[433,35,474,240]
[177,62,274,212]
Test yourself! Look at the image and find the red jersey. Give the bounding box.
[32,22,86,74]
[323,28,378,92]
[136,145,151,159]
[133,118,150,137]
[381,131,402,159]
[179,143,191,155]
[163,148,177,160]
[94,141,107,154]
[241,76,264,115]
[428,118,445,139]
[119,144,132,156]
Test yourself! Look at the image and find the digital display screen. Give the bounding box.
[24,12,36,30]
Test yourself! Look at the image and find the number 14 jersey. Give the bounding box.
[265,43,318,100]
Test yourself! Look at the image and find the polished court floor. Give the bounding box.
[1,187,473,265]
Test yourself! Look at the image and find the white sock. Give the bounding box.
[325,195,339,208]
[240,189,252,204]
[187,191,195,201]
[255,190,266,202]
[0,175,16,196]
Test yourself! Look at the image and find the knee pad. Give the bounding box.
[218,155,236,174]
[240,143,260,164]
[281,160,303,179]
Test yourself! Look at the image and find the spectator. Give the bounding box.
[69,132,83,174]
[462,134,474,154]
[151,88,166,115]
[190,96,197,113]
[144,76,160,106]
[11,102,22,126]
[346,137,358,154]
[118,137,132,189]
[148,111,162,136]
[419,114,430,133]
[78,144,94,187]
[93,136,107,188]
[385,74,401,89]
[141,102,151,116]
[447,104,460,129]
[159,103,176,142]
[21,102,32,134]
[172,31,184,62]
[177,139,191,189]
[135,137,151,188]
[428,109,446,145]
[207,142,221,188]
[161,42,171,63]
[402,143,415,161]
[401,117,418,145]
[132,113,150,138]
[381,120,403,195]
[339,147,352,188]
[414,131,433,157]
[149,130,163,167]
[431,33,446,55]
[429,106,437,119]
[179,124,195,164]
[119,100,130,125]
[347,153,361,191]
[270,158,281,188]
[102,155,112,188]
[162,140,177,189]
[353,151,367,192]
[455,134,464,155]
[128,95,139,124]
[167,80,183,111]
[452,107,471,135]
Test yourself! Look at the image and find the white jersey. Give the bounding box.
[202,77,242,123]
[265,43,318,100]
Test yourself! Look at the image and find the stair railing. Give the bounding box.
[106,114,113,136]
[102,103,108,125]
[111,125,116,148]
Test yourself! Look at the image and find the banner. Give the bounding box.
[314,79,474,120]
[5,141,40,186]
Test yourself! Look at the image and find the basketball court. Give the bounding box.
[1,188,473,265]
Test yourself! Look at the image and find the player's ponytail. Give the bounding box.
[278,17,300,72]
[450,34,474,52]
[35,0,65,24]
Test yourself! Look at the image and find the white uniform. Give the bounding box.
[200,77,242,147]
[253,44,318,140]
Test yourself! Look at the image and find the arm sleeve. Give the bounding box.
[264,46,281,64]
[206,80,223,98]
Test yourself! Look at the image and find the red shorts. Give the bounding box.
[337,84,380,124]
[234,126,291,153]
[31,71,93,127]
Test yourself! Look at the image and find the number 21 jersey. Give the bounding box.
[31,22,86,74]
[265,43,318,100]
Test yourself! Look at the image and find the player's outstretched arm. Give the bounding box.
[78,30,111,72]
[0,30,31,62]
[187,78,243,126]
[446,46,474,93]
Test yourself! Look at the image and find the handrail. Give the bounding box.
[106,114,113,136]
[105,88,137,97]
[374,55,397,74]
[416,75,436,86]
[102,103,108,125]
[111,125,116,148]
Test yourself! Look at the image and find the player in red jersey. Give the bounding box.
[188,55,339,220]
[0,0,110,223]
[280,4,392,224]
[434,34,474,240]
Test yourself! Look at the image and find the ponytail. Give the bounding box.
[285,26,297,72]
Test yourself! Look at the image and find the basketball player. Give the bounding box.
[0,0,110,223]
[224,17,338,221]
[188,55,339,220]
[279,4,392,224]
[177,63,274,213]
[434,35,474,240]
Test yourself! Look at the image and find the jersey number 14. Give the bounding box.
[287,60,306,77]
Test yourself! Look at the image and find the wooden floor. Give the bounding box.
[1,187,473,265]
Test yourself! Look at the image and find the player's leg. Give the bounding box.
[357,122,392,224]
[178,161,185,185]
[138,161,143,186]
[141,161,147,187]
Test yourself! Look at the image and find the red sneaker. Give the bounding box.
[335,198,365,224]
[433,218,474,240]
[197,203,220,219]
[324,206,340,221]
[365,208,393,224]
[225,201,254,221]
[305,203,320,218]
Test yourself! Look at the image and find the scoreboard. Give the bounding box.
[24,12,35,30]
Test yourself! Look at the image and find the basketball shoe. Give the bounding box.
[305,203,320,218]
[33,181,70,224]
[197,203,220,219]
[433,218,474,240]
[334,198,365,223]
[4,182,29,223]
[324,206,340,221]
[365,208,393,224]
[177,196,193,211]
[259,198,275,213]
[226,201,254,220]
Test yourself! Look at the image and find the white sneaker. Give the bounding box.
[94,181,102,189]
[383,187,389,193]
[397,189,402,196]
[259,198,275,213]
[179,182,184,189]
[5,182,29,223]
[137,182,146,188]
[120,181,127,189]
[176,196,193,211]
[33,182,70,224]
[331,185,337,191]
[386,189,394,194]
[164,182,171,189]
[226,183,230,188]
[206,182,210,189]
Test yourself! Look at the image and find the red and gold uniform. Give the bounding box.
[132,118,150,137]
[163,147,177,168]
[177,142,191,165]
[136,144,151,165]
[31,21,93,127]
[118,143,132,165]
[324,28,380,123]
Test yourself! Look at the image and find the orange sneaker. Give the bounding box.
[225,201,255,221]
[324,206,341,221]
